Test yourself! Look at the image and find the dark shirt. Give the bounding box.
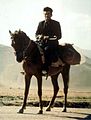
[36,19,62,40]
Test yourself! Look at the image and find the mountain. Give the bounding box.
[81,49,91,58]
[69,56,91,91]
[0,44,23,88]
[0,44,91,91]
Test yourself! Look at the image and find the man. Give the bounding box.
[35,7,62,73]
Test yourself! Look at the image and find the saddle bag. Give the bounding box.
[60,44,81,65]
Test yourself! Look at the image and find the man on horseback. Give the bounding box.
[35,7,63,73]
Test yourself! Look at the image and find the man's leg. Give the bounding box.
[42,46,53,72]
[50,46,64,67]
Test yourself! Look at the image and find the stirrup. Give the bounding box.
[42,70,48,80]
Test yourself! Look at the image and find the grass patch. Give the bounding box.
[0,95,91,108]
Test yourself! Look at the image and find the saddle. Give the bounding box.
[37,42,81,66]
[36,43,64,68]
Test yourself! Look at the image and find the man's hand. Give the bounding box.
[36,35,49,41]
[43,36,49,42]
[36,34,43,40]
[43,36,49,40]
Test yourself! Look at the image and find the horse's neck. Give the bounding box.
[24,39,31,50]
[25,40,42,64]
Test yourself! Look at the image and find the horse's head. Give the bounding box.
[9,29,30,62]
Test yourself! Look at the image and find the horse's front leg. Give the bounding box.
[18,74,31,114]
[37,75,43,114]
[62,66,70,112]
[46,74,59,111]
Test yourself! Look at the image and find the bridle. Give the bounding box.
[13,39,32,61]
[22,40,32,59]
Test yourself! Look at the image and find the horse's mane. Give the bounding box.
[13,30,30,42]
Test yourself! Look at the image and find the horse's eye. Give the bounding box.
[11,36,14,39]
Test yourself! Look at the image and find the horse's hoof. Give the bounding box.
[38,110,43,114]
[46,107,51,111]
[62,109,67,112]
[17,109,24,114]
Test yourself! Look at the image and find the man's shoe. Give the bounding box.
[42,70,47,75]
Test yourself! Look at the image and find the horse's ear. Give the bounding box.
[19,29,21,32]
[9,30,13,36]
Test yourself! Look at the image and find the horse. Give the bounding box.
[9,29,81,114]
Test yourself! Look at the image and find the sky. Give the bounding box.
[0,0,91,50]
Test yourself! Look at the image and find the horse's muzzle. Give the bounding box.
[15,52,23,63]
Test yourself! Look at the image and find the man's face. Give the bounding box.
[43,11,52,22]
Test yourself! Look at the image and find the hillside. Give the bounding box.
[81,49,91,58]
[70,57,91,91]
[0,44,23,88]
[0,44,91,91]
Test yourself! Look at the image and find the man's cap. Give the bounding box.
[43,7,53,13]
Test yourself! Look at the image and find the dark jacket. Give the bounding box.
[35,19,62,66]
[36,19,62,40]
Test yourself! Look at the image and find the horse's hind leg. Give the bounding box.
[18,74,31,113]
[37,75,43,114]
[46,74,59,111]
[62,66,70,112]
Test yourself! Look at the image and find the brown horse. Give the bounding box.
[9,30,81,114]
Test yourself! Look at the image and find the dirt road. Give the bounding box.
[0,106,91,120]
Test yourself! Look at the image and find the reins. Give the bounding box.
[23,40,32,59]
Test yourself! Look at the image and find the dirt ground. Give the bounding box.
[0,106,91,120]
[0,87,91,120]
[0,87,91,107]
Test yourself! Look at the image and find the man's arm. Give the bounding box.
[54,21,62,40]
[35,22,43,38]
